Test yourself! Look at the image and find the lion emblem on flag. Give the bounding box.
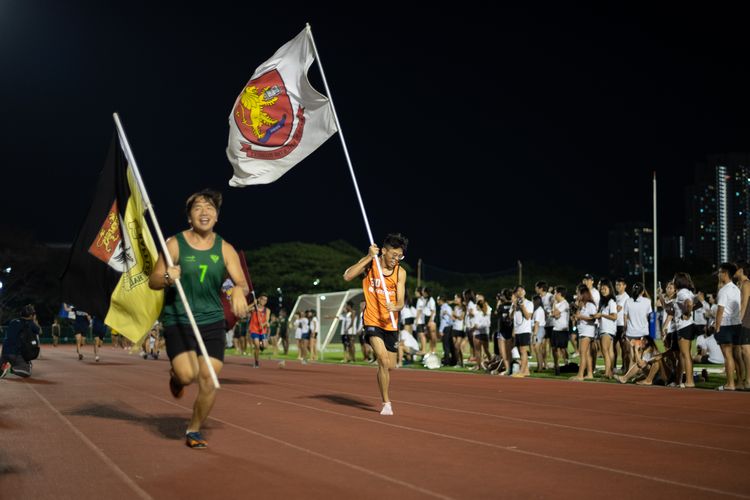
[233,70,294,147]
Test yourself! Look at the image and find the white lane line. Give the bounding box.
[105,351,750,456]
[217,385,750,499]
[402,385,750,430]
[248,376,750,456]
[101,352,750,497]
[25,382,153,500]
[109,381,455,500]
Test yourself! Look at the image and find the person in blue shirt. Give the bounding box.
[1,304,40,378]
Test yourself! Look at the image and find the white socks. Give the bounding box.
[380,402,393,416]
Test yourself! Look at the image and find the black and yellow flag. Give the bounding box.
[61,136,163,343]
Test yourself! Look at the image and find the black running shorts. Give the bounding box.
[163,320,226,362]
[364,326,399,353]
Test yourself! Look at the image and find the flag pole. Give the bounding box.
[653,171,658,307]
[113,113,220,389]
[306,23,398,329]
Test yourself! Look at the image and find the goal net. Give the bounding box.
[288,288,364,359]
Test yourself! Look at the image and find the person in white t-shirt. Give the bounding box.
[535,281,554,371]
[293,312,309,363]
[595,280,618,379]
[400,292,416,337]
[470,294,493,370]
[422,288,438,357]
[463,289,478,363]
[339,302,355,363]
[614,278,630,372]
[355,301,372,362]
[583,274,601,307]
[715,262,742,390]
[693,290,708,336]
[397,327,420,367]
[571,284,597,381]
[707,294,718,332]
[531,295,547,372]
[308,309,319,361]
[511,285,534,377]
[670,272,696,388]
[623,282,653,372]
[550,286,570,376]
[693,330,725,365]
[451,294,467,367]
[414,287,427,353]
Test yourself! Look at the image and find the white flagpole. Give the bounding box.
[653,171,658,307]
[113,113,220,389]
[306,24,398,329]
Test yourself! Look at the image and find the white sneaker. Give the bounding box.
[380,402,393,416]
[95,356,100,362]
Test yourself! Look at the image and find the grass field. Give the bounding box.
[225,340,730,390]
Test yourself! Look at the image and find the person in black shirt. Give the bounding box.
[1,304,40,378]
[491,289,514,376]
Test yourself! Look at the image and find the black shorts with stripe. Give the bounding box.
[364,326,399,353]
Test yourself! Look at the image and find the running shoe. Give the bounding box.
[380,402,393,416]
[0,361,11,379]
[185,431,207,449]
[95,356,100,362]
[78,353,83,361]
[168,369,184,399]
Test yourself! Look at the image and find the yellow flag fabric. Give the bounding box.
[104,167,164,343]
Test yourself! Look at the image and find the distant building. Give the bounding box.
[686,154,750,265]
[661,235,686,260]
[608,223,654,278]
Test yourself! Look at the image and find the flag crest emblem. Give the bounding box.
[227,27,337,186]
[234,70,294,147]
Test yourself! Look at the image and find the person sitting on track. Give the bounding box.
[693,329,725,366]
[617,336,675,385]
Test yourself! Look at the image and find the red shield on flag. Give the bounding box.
[88,200,121,264]
[233,69,294,147]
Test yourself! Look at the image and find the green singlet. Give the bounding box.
[161,232,225,327]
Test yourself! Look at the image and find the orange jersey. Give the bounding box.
[362,258,400,331]
[249,307,268,334]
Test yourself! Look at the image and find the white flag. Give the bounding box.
[227,27,337,186]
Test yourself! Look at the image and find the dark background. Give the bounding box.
[2,2,749,274]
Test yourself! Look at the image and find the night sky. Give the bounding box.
[2,3,749,274]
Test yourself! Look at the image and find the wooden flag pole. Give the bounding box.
[306,24,398,329]
[113,113,220,389]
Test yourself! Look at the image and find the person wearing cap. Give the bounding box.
[0,304,40,378]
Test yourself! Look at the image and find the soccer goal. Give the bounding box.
[288,288,364,360]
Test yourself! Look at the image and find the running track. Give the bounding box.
[2,346,750,499]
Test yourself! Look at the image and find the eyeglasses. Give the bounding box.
[387,251,405,261]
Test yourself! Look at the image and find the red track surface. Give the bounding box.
[2,345,750,499]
